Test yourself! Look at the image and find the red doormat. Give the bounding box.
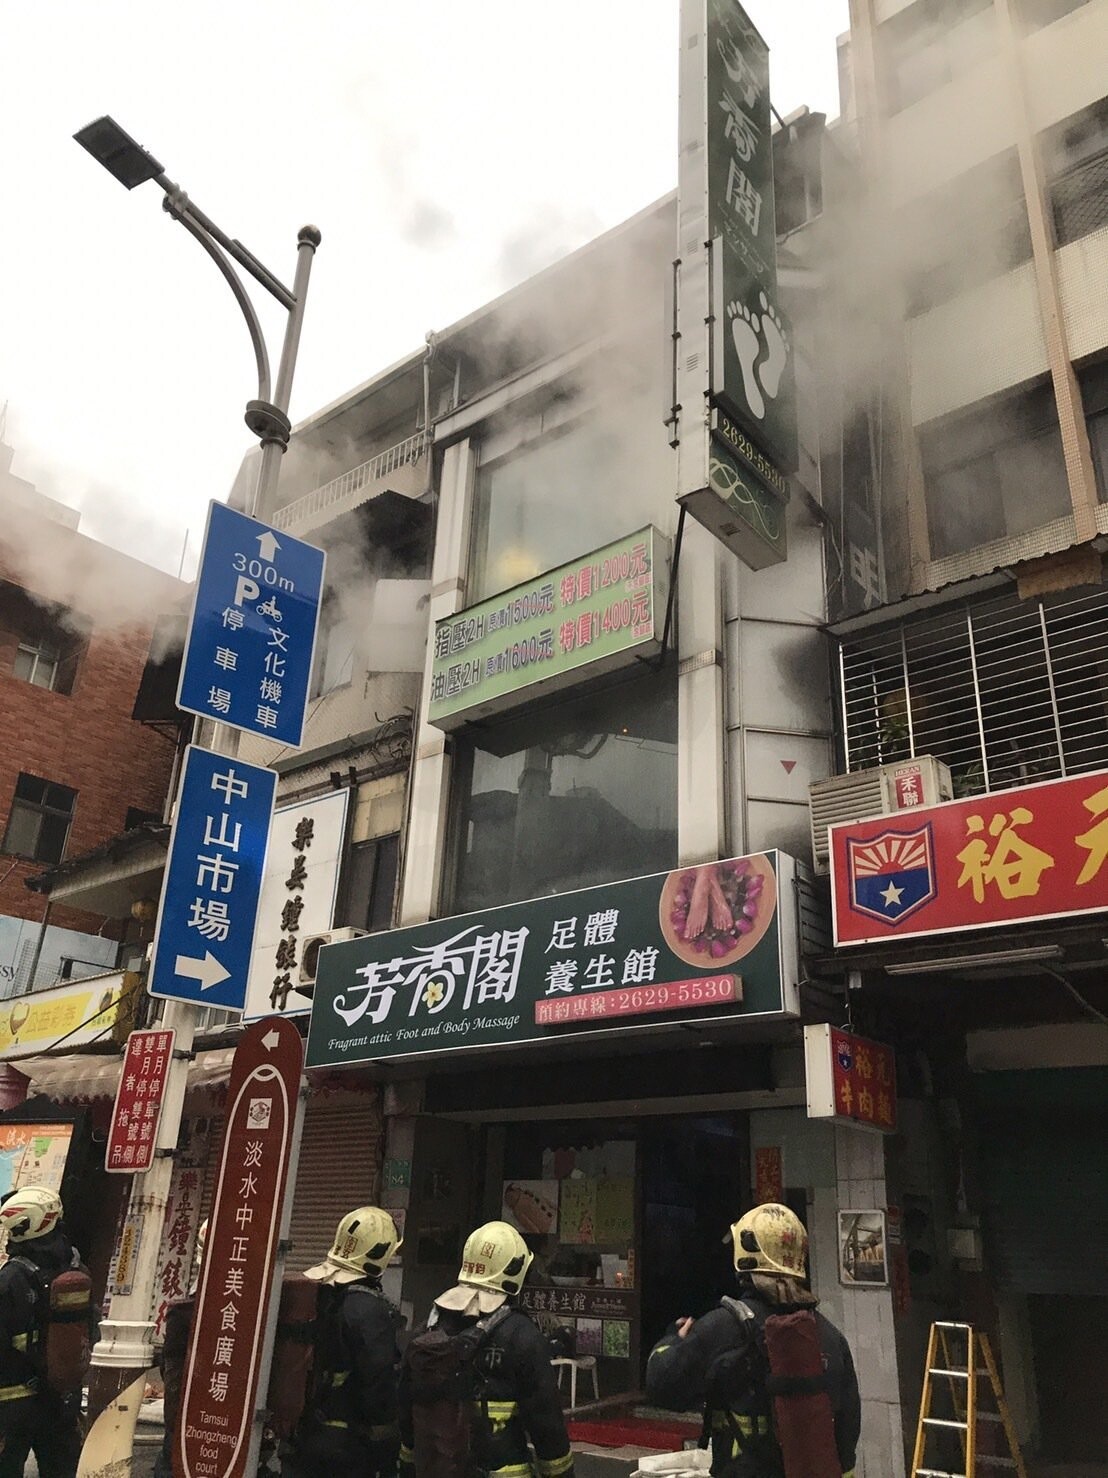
[568,1417,700,1449]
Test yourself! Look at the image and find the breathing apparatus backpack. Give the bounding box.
[705,1297,842,1478]
[406,1304,512,1478]
[10,1259,93,1395]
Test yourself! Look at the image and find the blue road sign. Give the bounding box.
[149,746,277,1011]
[178,500,325,747]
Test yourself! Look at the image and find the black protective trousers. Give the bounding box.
[0,1392,82,1478]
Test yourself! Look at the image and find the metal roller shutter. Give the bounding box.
[286,1089,384,1273]
[975,1067,1108,1296]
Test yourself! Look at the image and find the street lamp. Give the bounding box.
[74,114,320,522]
[72,117,321,1449]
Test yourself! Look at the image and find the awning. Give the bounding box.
[16,1047,238,1105]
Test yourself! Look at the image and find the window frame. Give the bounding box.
[1,774,77,864]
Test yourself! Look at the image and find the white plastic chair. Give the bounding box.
[550,1354,600,1409]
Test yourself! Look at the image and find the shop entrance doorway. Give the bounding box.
[640,1114,750,1360]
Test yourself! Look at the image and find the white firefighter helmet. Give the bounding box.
[726,1203,808,1279]
[0,1186,63,1243]
[458,1220,533,1296]
[304,1206,401,1285]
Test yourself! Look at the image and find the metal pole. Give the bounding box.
[252,227,321,524]
[84,224,319,1443]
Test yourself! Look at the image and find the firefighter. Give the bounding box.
[398,1220,574,1478]
[645,1204,860,1478]
[0,1186,91,1478]
[284,1206,405,1478]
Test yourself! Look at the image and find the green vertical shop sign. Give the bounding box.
[306,852,800,1069]
[707,0,797,479]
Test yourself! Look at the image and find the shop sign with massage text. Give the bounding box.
[830,768,1108,946]
[307,851,800,1068]
[674,0,797,570]
[427,527,668,730]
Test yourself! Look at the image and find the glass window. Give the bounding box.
[2,774,77,863]
[471,415,666,601]
[923,381,1073,559]
[1089,409,1108,501]
[343,834,400,933]
[902,150,1030,317]
[1045,99,1108,248]
[452,672,677,913]
[881,0,996,114]
[994,427,1070,535]
[13,643,60,690]
[310,603,356,698]
[1020,0,1089,32]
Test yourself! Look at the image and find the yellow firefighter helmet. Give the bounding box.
[726,1203,808,1278]
[458,1220,534,1296]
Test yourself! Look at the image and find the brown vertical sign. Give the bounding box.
[173,1017,303,1478]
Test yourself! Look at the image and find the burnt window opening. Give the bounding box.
[124,806,161,832]
[919,379,1070,560]
[1,584,89,697]
[879,0,995,115]
[2,773,77,864]
[1018,0,1089,35]
[901,150,1031,317]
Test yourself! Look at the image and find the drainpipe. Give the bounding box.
[25,900,53,991]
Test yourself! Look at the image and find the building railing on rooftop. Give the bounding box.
[274,432,426,530]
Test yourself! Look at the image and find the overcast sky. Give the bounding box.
[0,1,848,577]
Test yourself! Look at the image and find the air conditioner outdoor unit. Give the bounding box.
[298,928,369,988]
[808,756,953,873]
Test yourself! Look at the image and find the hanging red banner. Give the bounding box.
[173,1017,302,1478]
[106,1029,175,1174]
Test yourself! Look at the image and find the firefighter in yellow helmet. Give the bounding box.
[646,1205,860,1478]
[284,1207,405,1478]
[398,1220,574,1478]
[0,1186,92,1478]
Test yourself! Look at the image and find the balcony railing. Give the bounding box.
[837,582,1108,796]
[274,432,426,530]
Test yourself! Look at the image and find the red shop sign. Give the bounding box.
[830,767,1108,946]
[174,1018,302,1478]
[106,1029,175,1174]
[754,1146,784,1204]
[804,1024,897,1134]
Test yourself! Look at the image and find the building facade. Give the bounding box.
[0,450,183,997]
[819,2,1108,1471]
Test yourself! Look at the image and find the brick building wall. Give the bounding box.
[0,514,184,951]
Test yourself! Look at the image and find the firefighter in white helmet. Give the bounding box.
[398,1220,573,1478]
[646,1204,860,1478]
[284,1207,405,1478]
[0,1187,91,1478]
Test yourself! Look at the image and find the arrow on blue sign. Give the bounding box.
[149,746,277,1011]
[177,500,326,747]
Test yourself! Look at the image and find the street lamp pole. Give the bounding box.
[74,115,319,523]
[73,116,319,1428]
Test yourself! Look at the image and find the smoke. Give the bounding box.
[0,476,186,641]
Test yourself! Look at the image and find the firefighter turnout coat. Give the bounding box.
[646,1287,861,1478]
[398,1303,574,1478]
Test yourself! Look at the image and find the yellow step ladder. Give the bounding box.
[911,1321,1028,1478]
